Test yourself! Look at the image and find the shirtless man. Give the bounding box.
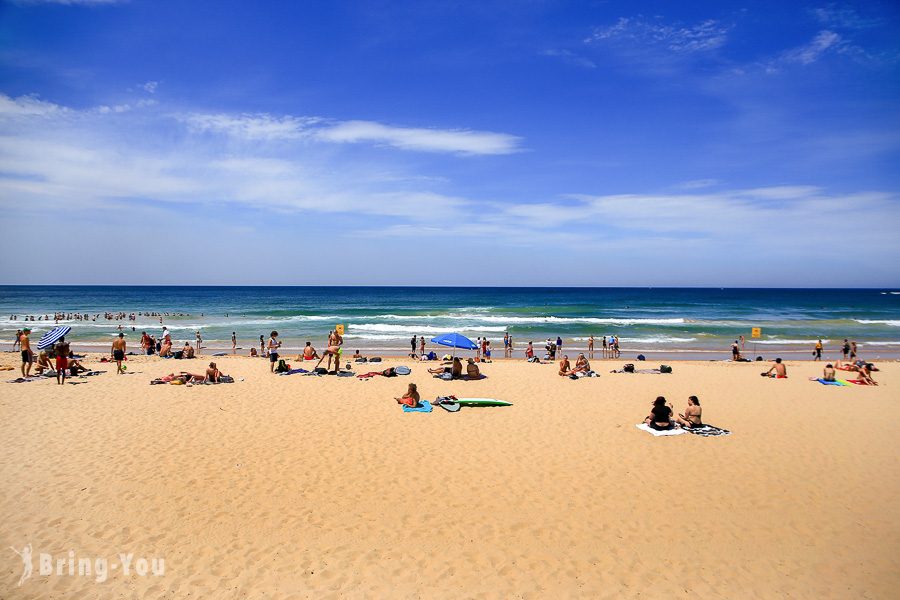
[588,336,594,358]
[316,330,344,372]
[111,333,127,374]
[54,337,70,384]
[20,328,33,377]
[558,355,571,376]
[764,357,787,378]
[572,353,590,374]
[302,341,320,361]
[13,329,22,351]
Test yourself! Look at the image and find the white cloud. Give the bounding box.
[141,81,158,94]
[811,5,880,29]
[315,120,522,155]
[0,94,66,117]
[541,49,596,69]
[782,30,843,65]
[586,17,730,53]
[181,112,317,141]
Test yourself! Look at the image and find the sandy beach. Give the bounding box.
[1,352,897,598]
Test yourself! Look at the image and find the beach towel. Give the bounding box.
[402,401,433,413]
[213,352,228,356]
[816,378,850,386]
[394,366,412,375]
[279,368,309,376]
[78,371,104,377]
[683,424,731,437]
[6,377,41,383]
[635,423,685,437]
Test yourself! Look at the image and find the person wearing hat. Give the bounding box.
[20,328,33,377]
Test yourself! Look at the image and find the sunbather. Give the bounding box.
[558,355,571,376]
[205,362,221,383]
[644,396,676,431]
[68,358,88,375]
[395,383,421,408]
[429,357,462,378]
[34,351,53,375]
[301,341,320,361]
[182,342,195,359]
[822,364,836,382]
[572,353,590,374]
[676,395,703,428]
[852,364,878,385]
[763,358,787,378]
[466,358,481,379]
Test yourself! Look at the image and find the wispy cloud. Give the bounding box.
[540,49,596,69]
[182,112,317,141]
[811,4,882,29]
[141,81,158,94]
[781,30,844,65]
[315,120,522,155]
[586,17,730,53]
[0,94,66,117]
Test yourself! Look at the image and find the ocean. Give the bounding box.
[2,286,899,359]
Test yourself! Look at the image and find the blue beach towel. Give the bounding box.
[279,368,309,376]
[817,378,849,386]
[402,401,433,413]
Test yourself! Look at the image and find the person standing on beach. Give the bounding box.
[54,337,70,384]
[20,328,33,377]
[740,335,745,350]
[557,336,563,356]
[850,341,858,361]
[503,332,509,357]
[13,329,22,351]
[112,332,127,374]
[232,332,237,353]
[842,339,850,360]
[268,331,281,372]
[814,339,823,361]
[588,335,594,358]
[196,330,202,352]
[410,335,417,356]
[508,333,513,355]
[602,335,608,358]
[732,340,741,361]
[419,335,425,356]
[475,337,482,361]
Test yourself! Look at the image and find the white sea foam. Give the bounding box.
[754,339,832,345]
[854,319,900,326]
[571,336,697,343]
[348,323,508,334]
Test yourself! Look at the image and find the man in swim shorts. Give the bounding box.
[268,331,281,372]
[20,328,33,377]
[112,332,127,374]
[54,337,70,384]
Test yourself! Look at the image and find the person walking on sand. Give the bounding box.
[814,339,823,361]
[112,332,127,374]
[20,328,33,377]
[267,331,281,373]
[54,336,70,384]
[13,329,22,351]
[232,332,237,353]
[419,335,425,356]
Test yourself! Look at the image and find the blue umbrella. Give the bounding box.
[37,325,71,350]
[430,332,477,351]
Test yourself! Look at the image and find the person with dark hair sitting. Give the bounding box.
[764,357,787,378]
[644,396,675,431]
[676,396,703,428]
[465,358,481,379]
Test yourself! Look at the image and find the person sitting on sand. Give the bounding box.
[395,383,421,408]
[525,341,534,360]
[854,363,878,386]
[205,362,221,383]
[644,396,676,431]
[822,364,836,382]
[764,358,788,378]
[159,337,173,358]
[466,358,481,379]
[182,342,195,359]
[430,356,463,378]
[302,341,320,361]
[558,355,571,376]
[676,395,703,428]
[572,353,590,374]
[34,351,54,375]
[68,358,88,375]
[249,347,258,357]
[352,349,363,359]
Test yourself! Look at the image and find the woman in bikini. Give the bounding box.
[644,396,676,431]
[676,395,703,428]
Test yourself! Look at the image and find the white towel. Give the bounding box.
[635,423,685,437]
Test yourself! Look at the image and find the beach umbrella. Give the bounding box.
[430,332,477,356]
[37,325,71,350]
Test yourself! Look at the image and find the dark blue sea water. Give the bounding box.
[2,286,899,358]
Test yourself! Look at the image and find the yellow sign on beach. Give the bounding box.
[336,324,345,336]
[751,327,761,338]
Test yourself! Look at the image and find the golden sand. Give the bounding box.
[1,353,897,598]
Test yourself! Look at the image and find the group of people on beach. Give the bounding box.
[644,396,703,430]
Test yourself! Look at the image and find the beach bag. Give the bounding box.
[173,350,184,359]
[623,363,635,373]
[439,372,453,380]
[314,367,328,375]
[354,357,368,363]
[637,354,646,361]
[426,351,437,360]
[382,367,397,377]
[369,357,382,363]
[275,359,289,373]
[218,375,234,383]
[659,364,672,374]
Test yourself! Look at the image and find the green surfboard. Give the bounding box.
[454,398,512,407]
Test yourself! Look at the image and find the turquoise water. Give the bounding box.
[2,286,899,358]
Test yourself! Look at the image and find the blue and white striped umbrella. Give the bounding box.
[37,326,71,350]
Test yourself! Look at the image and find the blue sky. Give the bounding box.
[1,0,898,286]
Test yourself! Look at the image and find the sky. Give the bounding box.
[0,0,898,287]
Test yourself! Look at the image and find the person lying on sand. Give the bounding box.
[395,383,420,408]
[763,358,787,378]
[558,356,571,376]
[853,364,878,386]
[466,358,481,379]
[429,357,462,378]
[644,396,677,431]
[676,395,703,428]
